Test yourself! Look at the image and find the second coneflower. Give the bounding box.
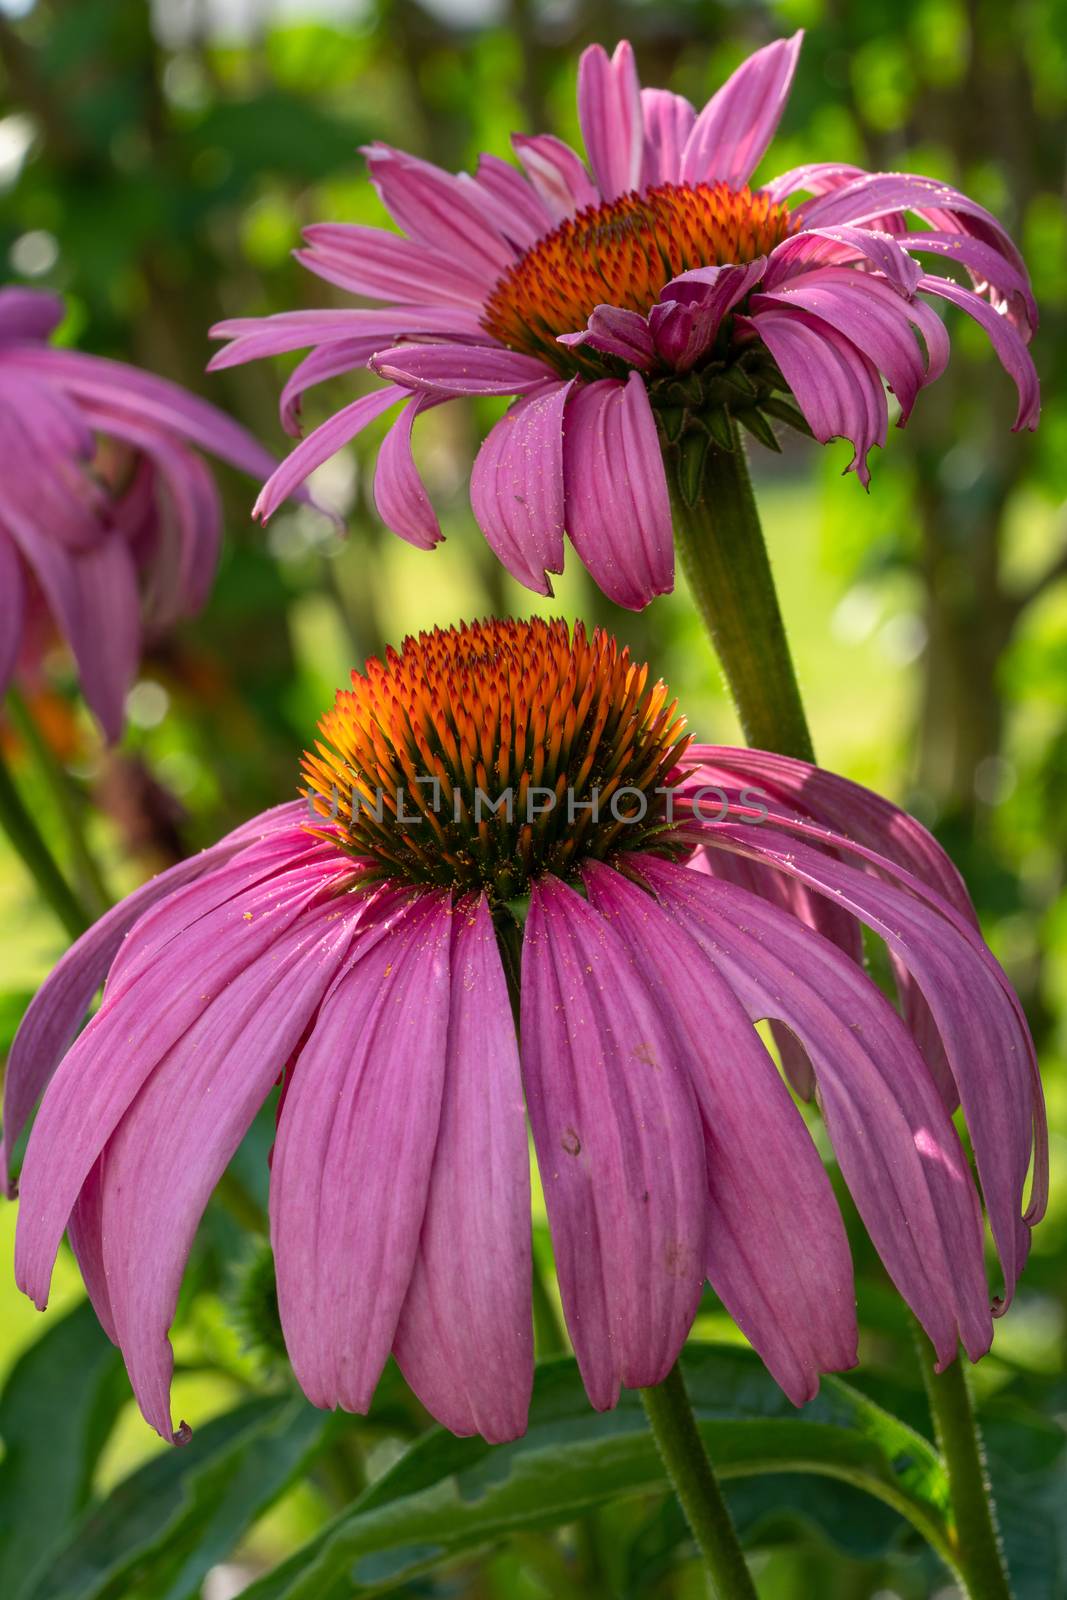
[210,32,1039,607]
[4,619,1045,1444]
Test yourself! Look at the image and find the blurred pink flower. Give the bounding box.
[0,287,288,739]
[5,619,1045,1445]
[211,33,1039,609]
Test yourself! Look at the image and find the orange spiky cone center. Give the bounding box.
[482,181,794,369]
[302,618,692,899]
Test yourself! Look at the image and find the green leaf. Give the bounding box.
[238,1344,957,1599]
[0,1301,126,1600]
[24,1394,331,1600]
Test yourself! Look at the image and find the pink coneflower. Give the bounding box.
[0,286,290,740]
[5,619,1044,1445]
[210,33,1039,608]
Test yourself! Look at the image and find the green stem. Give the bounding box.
[914,1333,1013,1600]
[665,422,814,762]
[666,419,1012,1599]
[7,689,112,915]
[0,743,90,941]
[640,1362,757,1599]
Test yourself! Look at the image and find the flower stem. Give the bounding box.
[665,421,1013,1600]
[0,742,91,941]
[640,1362,757,1599]
[7,689,112,915]
[913,1332,1013,1600]
[665,421,814,762]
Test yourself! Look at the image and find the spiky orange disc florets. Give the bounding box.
[303,618,691,899]
[482,181,794,367]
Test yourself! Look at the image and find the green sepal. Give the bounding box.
[762,394,815,437]
[704,405,736,452]
[736,407,782,452]
[676,429,711,506]
[657,404,688,443]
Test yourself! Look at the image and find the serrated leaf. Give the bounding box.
[237,1345,957,1600]
[0,1301,126,1600]
[24,1395,330,1600]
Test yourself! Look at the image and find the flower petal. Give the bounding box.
[584,862,857,1404]
[297,222,491,308]
[919,274,1039,431]
[271,894,453,1414]
[763,226,924,297]
[681,32,803,188]
[0,805,307,1196]
[558,306,656,370]
[904,232,1037,334]
[471,381,570,593]
[94,900,359,1440]
[563,373,673,609]
[470,154,554,250]
[373,394,442,550]
[393,896,532,1444]
[751,268,932,421]
[0,531,24,699]
[651,260,766,371]
[520,876,706,1411]
[684,818,1037,1309]
[577,41,644,201]
[512,134,599,221]
[0,287,64,343]
[14,848,350,1309]
[362,143,514,279]
[638,855,992,1368]
[370,343,551,397]
[252,385,405,522]
[641,88,696,188]
[743,304,887,483]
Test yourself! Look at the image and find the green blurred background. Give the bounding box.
[0,0,1064,1595]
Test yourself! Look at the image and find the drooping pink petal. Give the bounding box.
[80,406,221,623]
[682,818,1037,1310]
[393,896,532,1444]
[763,226,924,297]
[562,373,673,609]
[558,306,656,370]
[512,134,599,221]
[919,274,1040,430]
[297,222,491,308]
[743,304,887,483]
[66,535,142,743]
[278,341,379,438]
[14,849,354,1309]
[894,232,1036,331]
[208,307,485,373]
[520,876,706,1411]
[0,346,283,487]
[271,893,452,1415]
[584,862,857,1404]
[372,393,442,550]
[750,269,932,421]
[797,172,1028,277]
[470,154,555,250]
[0,286,64,343]
[95,901,360,1440]
[577,41,644,202]
[363,143,515,279]
[681,32,803,188]
[252,385,405,522]
[639,855,993,1368]
[640,88,696,188]
[0,531,24,698]
[370,343,551,397]
[66,1154,116,1343]
[0,804,306,1196]
[760,161,869,207]
[650,260,766,371]
[470,381,570,593]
